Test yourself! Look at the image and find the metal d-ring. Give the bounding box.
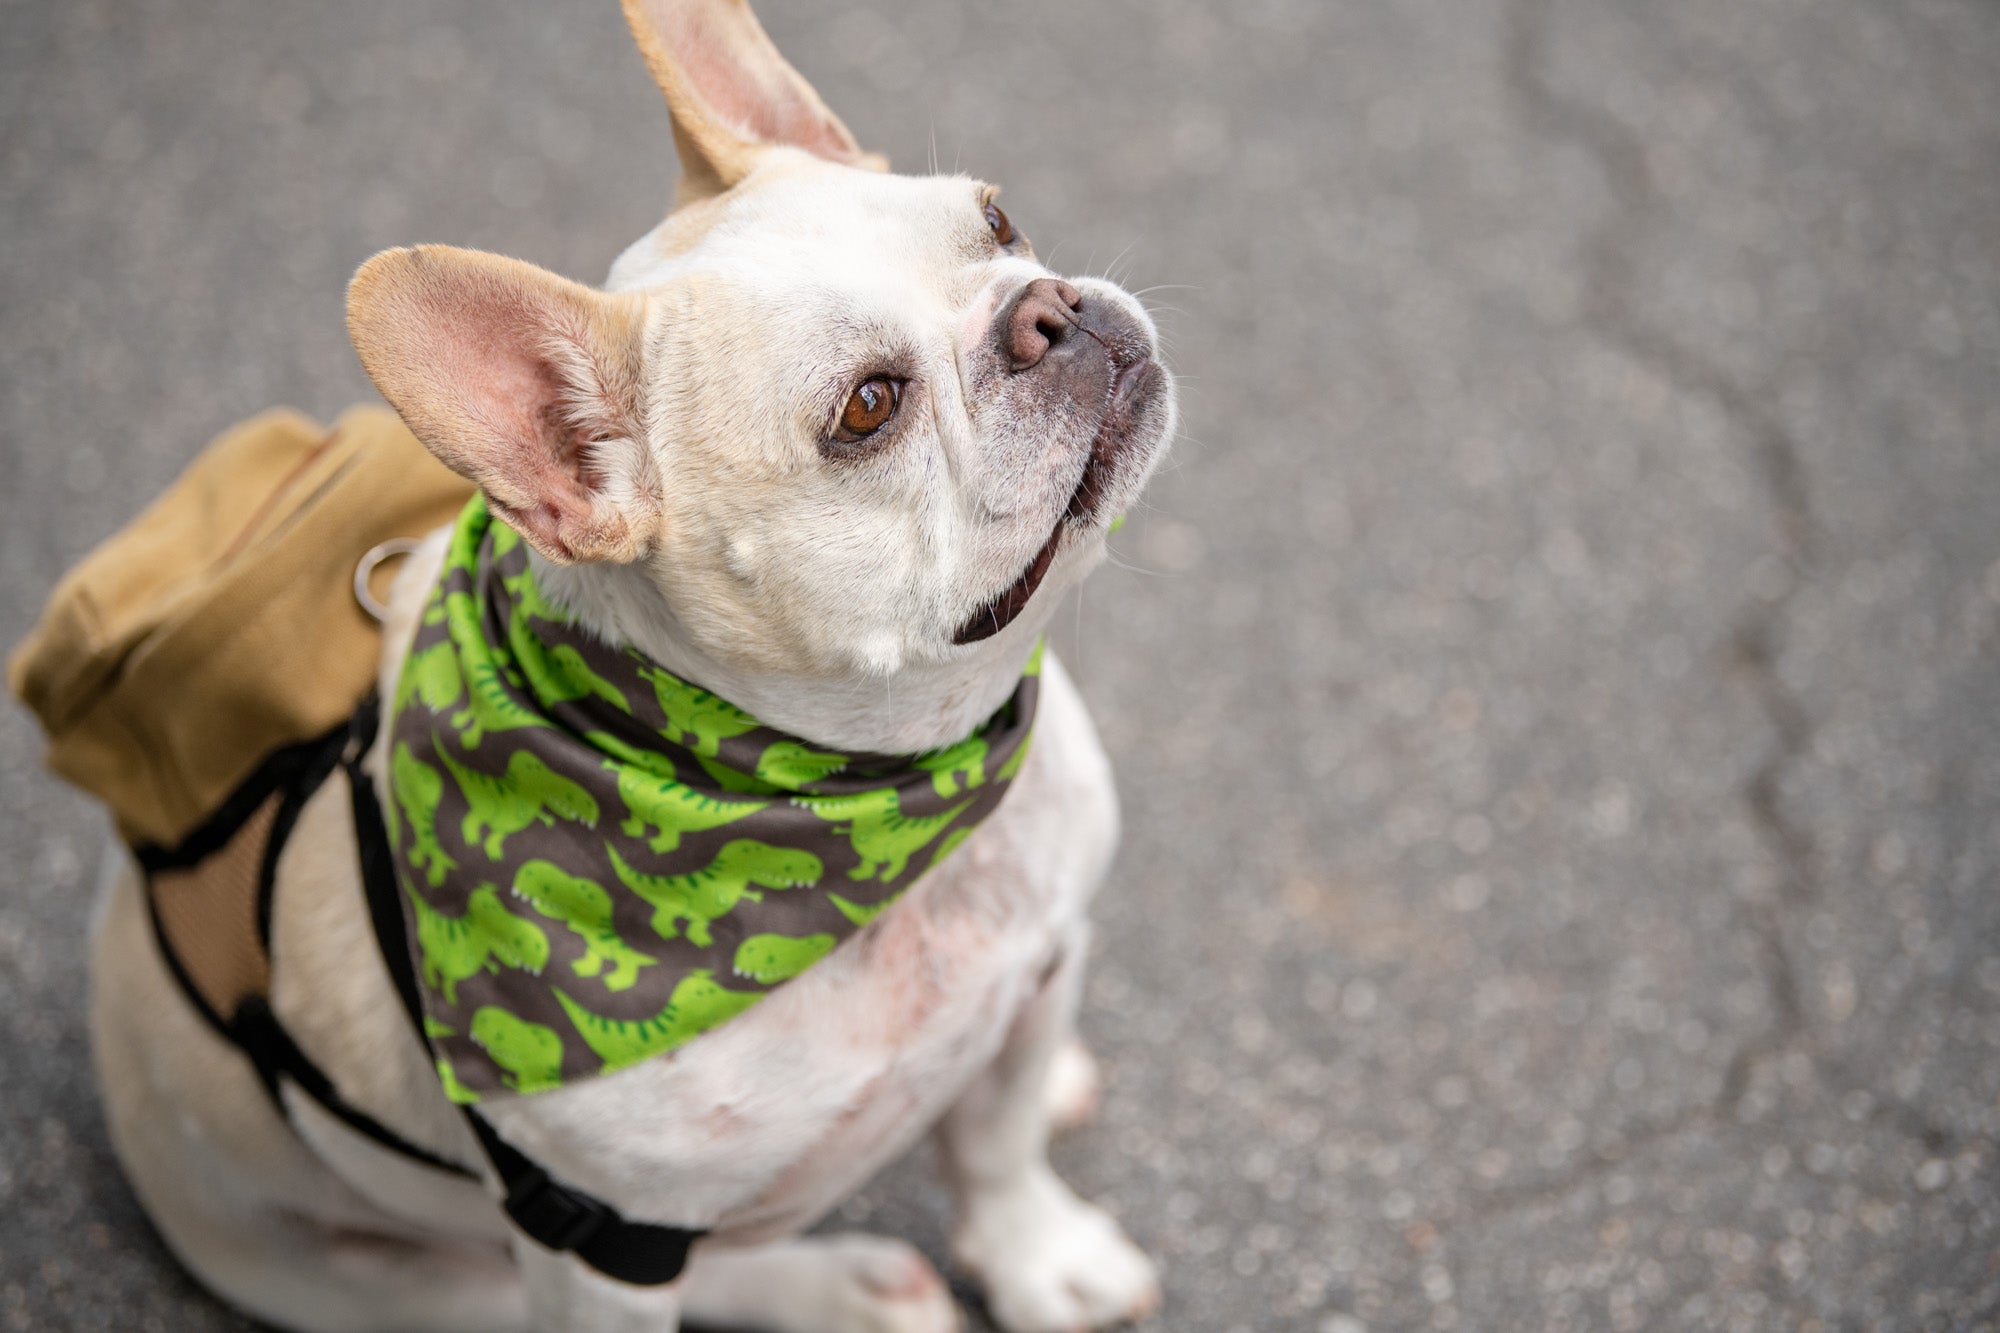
[353,538,422,624]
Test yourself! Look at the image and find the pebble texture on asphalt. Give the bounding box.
[3,1,1996,1330]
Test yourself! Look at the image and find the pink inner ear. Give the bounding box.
[425,287,600,559]
[666,6,858,162]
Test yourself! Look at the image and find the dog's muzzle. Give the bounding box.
[953,284,1167,645]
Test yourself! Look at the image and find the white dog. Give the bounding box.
[86,1,1175,1329]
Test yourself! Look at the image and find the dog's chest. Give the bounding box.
[482,661,1118,1235]
[711,856,1076,1233]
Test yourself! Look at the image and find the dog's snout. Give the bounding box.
[1002,278,1083,372]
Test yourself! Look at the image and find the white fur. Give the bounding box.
[86,5,1175,1328]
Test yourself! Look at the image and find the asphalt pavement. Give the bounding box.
[3,1,1997,1329]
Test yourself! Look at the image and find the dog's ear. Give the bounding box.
[621,0,886,200]
[347,245,657,566]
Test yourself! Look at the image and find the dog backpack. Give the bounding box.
[10,405,465,1044]
[10,406,708,1285]
[10,405,473,850]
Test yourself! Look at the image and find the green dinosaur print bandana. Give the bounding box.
[385,496,1038,1102]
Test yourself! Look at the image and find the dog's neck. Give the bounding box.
[530,553,1036,756]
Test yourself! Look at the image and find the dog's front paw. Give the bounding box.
[813,1234,963,1333]
[953,1170,1159,1332]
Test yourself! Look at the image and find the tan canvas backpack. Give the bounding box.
[9,404,473,849]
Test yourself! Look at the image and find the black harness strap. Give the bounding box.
[139,700,703,1285]
[345,695,705,1287]
[229,993,474,1177]
[138,723,474,1177]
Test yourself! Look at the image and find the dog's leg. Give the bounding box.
[91,862,529,1333]
[1043,1036,1102,1134]
[167,1216,525,1333]
[935,926,1160,1332]
[511,1241,687,1332]
[679,1235,959,1333]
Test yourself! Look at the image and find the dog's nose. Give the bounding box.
[1002,278,1083,371]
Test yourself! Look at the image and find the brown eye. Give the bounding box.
[984,201,1015,246]
[837,376,901,440]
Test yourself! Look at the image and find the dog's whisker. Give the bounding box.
[1105,242,1138,288]
[1101,549,1169,578]
[1071,581,1086,674]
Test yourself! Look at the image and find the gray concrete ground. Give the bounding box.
[3,0,1997,1329]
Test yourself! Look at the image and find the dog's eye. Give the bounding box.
[836,376,901,441]
[984,201,1015,247]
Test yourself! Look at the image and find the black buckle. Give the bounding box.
[504,1165,611,1254]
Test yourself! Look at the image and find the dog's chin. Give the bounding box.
[952,356,1167,647]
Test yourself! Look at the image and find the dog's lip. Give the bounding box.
[951,354,1154,646]
[951,516,1067,646]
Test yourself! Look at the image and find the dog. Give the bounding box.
[85,1,1175,1328]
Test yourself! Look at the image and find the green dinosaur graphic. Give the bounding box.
[555,970,760,1074]
[753,740,849,787]
[429,587,476,630]
[470,1007,565,1094]
[408,883,550,1004]
[995,731,1032,783]
[927,826,974,871]
[438,744,600,859]
[510,573,575,629]
[828,892,895,929]
[436,1057,479,1105]
[511,860,655,993]
[391,743,457,887]
[600,751,767,854]
[395,641,463,717]
[916,735,988,797]
[638,664,760,757]
[732,932,836,984]
[991,641,1039,784]
[607,840,823,948]
[540,643,631,712]
[448,657,551,749]
[797,789,972,882]
[499,584,632,711]
[446,518,487,575]
[695,754,782,796]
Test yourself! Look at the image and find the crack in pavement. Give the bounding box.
[1443,0,1827,1227]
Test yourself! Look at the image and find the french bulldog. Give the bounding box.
[86,1,1176,1329]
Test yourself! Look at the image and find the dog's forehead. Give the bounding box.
[616,158,1002,302]
[714,165,992,281]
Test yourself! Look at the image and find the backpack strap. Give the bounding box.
[345,695,705,1287]
[137,723,474,1178]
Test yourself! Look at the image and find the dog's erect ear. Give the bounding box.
[348,246,657,566]
[621,0,885,200]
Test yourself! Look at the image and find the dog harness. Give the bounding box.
[138,494,1039,1285]
[139,699,716,1283]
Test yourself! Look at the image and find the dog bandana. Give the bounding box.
[385,496,1038,1101]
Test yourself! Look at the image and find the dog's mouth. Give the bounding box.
[952,353,1156,646]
